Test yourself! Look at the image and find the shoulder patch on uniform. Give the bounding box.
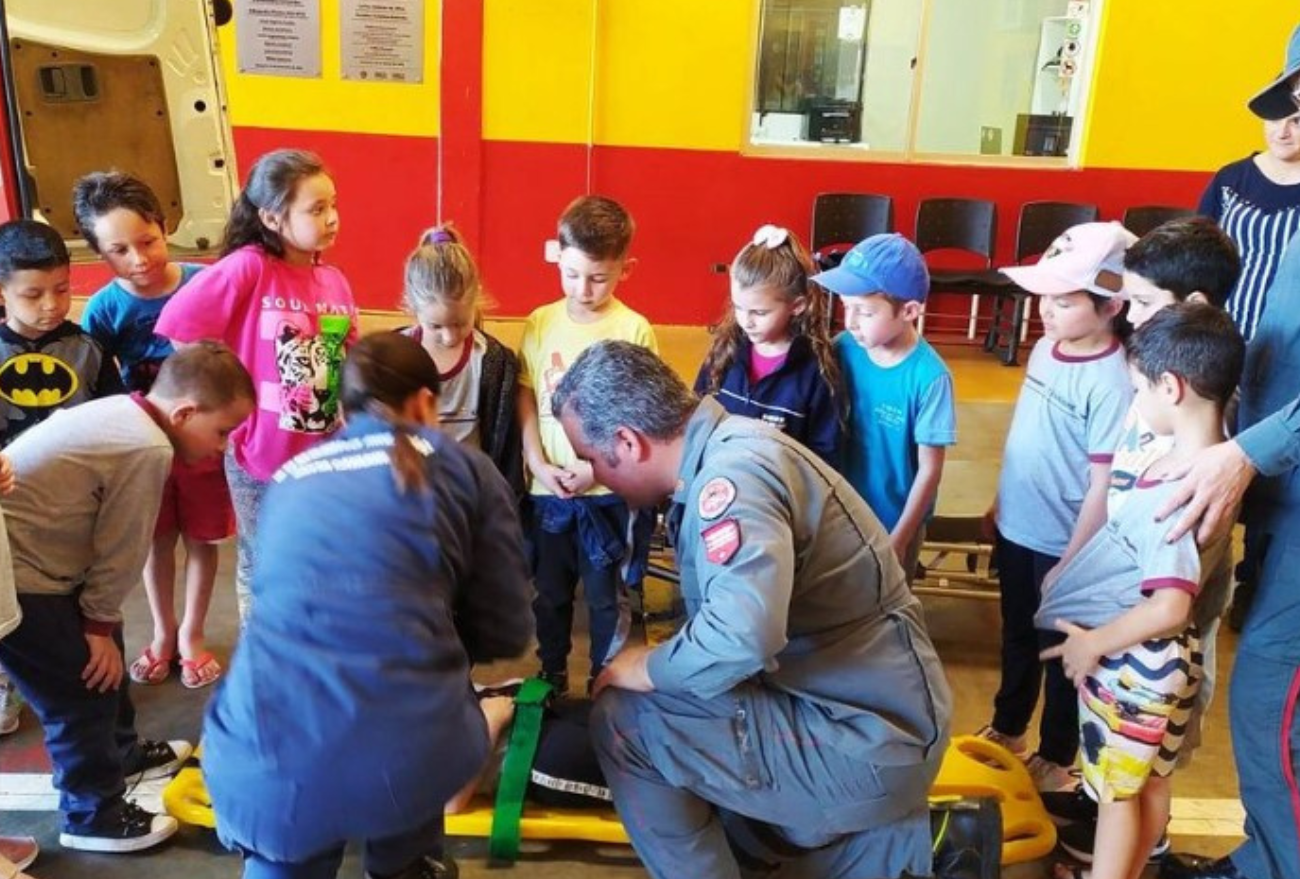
[697,476,737,521]
[702,518,742,565]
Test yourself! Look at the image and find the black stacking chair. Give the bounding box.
[810,193,895,270]
[1121,205,1195,238]
[914,197,997,340]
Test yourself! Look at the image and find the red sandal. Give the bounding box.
[128,647,171,685]
[180,652,222,689]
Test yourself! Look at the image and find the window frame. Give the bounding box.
[740,0,1105,168]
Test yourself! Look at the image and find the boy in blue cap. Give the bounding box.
[813,233,956,580]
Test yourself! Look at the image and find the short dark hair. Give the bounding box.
[557,195,634,260]
[1126,303,1243,407]
[72,171,168,253]
[152,341,255,411]
[0,220,69,282]
[1123,217,1240,308]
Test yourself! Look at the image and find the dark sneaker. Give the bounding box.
[1058,820,1170,864]
[1159,853,1248,879]
[537,670,568,696]
[931,796,1001,879]
[366,854,459,879]
[59,801,179,853]
[1041,788,1099,825]
[123,739,192,784]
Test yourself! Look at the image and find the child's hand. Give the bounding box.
[1039,621,1099,688]
[980,501,998,542]
[534,463,575,499]
[0,454,14,495]
[82,633,124,693]
[558,459,595,495]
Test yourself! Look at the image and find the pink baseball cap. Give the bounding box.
[1000,221,1137,298]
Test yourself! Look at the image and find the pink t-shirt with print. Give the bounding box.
[155,245,359,481]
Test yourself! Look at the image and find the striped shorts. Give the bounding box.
[1078,627,1202,803]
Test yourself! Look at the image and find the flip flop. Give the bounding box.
[180,652,222,690]
[128,647,171,685]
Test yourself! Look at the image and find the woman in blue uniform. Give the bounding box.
[202,332,534,879]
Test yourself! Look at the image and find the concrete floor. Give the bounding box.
[0,342,1248,879]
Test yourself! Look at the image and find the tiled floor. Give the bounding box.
[0,337,1248,879]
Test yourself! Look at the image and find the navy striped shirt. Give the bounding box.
[1199,154,1300,341]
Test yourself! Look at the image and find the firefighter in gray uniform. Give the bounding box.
[552,340,952,879]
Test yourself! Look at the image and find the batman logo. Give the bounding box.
[0,354,79,408]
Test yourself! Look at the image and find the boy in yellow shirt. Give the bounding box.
[517,196,657,696]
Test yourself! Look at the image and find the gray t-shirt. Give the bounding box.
[997,337,1132,556]
[1035,478,1225,631]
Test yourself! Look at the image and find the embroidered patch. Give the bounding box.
[697,477,737,521]
[702,518,742,565]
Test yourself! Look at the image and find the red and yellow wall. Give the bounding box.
[92,2,1300,324]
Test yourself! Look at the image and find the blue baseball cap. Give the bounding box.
[1249,23,1300,120]
[811,233,930,303]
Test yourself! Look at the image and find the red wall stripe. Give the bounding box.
[439,0,485,250]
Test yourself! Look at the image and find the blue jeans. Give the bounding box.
[238,812,445,879]
[1228,649,1300,879]
[224,449,267,622]
[0,593,144,830]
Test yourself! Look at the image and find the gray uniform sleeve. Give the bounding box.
[647,464,793,699]
[81,447,172,630]
[1237,398,1300,477]
[455,454,534,663]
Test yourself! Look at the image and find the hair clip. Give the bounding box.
[423,229,454,246]
[751,224,790,250]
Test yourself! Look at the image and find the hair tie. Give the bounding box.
[751,224,789,250]
[424,229,454,246]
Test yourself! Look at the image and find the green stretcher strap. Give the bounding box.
[488,677,553,862]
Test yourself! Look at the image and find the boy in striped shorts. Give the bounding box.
[1037,304,1244,879]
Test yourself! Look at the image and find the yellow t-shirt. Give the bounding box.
[518,298,658,496]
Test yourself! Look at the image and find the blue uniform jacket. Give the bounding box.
[202,415,533,860]
[694,335,841,464]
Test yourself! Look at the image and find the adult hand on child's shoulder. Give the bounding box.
[1156,440,1255,545]
[82,633,124,693]
[0,454,15,495]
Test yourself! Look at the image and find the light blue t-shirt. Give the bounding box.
[835,334,956,530]
[80,263,204,392]
[996,337,1132,556]
[1035,478,1224,631]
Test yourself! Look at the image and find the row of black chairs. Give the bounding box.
[809,194,1196,364]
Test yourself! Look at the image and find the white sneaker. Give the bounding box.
[1026,753,1079,792]
[0,677,23,736]
[974,724,1030,760]
[59,802,178,853]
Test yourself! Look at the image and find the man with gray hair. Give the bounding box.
[552,340,953,879]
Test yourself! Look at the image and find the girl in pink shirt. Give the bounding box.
[156,149,358,620]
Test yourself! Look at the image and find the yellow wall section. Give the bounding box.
[484,0,753,150]
[483,0,596,143]
[1083,2,1295,171]
[595,0,753,151]
[215,0,441,137]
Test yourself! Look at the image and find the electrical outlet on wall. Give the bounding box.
[980,126,1003,155]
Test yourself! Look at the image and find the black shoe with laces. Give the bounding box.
[1041,788,1099,825]
[365,855,459,879]
[59,801,179,853]
[123,738,192,784]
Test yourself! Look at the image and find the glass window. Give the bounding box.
[748,0,1096,162]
